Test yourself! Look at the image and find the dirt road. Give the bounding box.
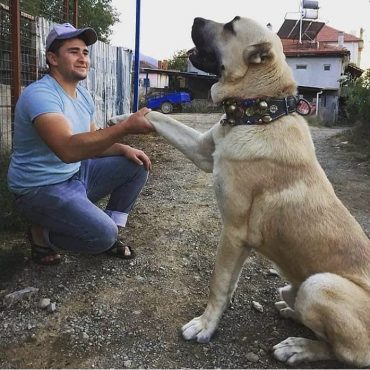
[0,113,369,369]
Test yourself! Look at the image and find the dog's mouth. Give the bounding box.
[188,18,221,76]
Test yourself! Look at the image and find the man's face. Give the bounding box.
[48,38,90,81]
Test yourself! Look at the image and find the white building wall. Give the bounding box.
[325,41,358,64]
[139,72,168,89]
[286,56,344,89]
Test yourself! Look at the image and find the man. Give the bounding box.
[7,23,154,265]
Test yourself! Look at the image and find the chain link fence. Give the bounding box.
[0,0,132,155]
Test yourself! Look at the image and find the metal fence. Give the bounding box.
[0,0,133,154]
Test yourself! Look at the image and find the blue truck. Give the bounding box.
[146,91,191,114]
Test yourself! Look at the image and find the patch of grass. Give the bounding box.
[305,115,325,127]
[337,126,370,159]
[0,231,28,286]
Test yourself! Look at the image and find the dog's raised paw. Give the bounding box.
[107,113,131,126]
[181,317,213,343]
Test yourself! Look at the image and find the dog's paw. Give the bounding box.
[181,316,214,343]
[275,300,298,320]
[273,337,332,365]
[107,114,131,126]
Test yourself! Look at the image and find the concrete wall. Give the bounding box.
[286,56,345,89]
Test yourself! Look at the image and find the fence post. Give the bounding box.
[10,0,21,127]
[73,0,78,27]
[63,0,69,22]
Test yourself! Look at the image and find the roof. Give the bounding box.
[281,38,350,57]
[140,60,157,69]
[316,25,362,43]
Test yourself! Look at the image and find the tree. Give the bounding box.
[21,0,119,42]
[78,0,119,42]
[346,68,370,135]
[167,49,188,72]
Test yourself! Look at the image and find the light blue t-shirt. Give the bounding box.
[7,74,95,194]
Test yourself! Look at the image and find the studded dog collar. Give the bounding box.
[220,96,311,126]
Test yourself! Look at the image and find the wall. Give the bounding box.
[286,56,344,89]
[326,41,359,65]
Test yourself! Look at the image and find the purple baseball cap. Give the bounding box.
[46,23,97,51]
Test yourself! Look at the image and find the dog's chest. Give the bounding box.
[213,124,262,161]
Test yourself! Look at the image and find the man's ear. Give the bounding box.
[243,42,273,64]
[46,51,58,66]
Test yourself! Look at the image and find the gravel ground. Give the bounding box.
[0,113,369,369]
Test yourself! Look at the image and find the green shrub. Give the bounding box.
[345,69,370,135]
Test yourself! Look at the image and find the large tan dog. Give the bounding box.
[110,16,370,367]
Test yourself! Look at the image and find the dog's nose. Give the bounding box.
[193,17,206,27]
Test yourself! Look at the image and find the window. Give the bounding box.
[324,64,331,71]
[296,64,307,70]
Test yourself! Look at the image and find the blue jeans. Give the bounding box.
[15,156,149,254]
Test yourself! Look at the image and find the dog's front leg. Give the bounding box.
[182,229,251,343]
[108,111,215,172]
[146,111,215,173]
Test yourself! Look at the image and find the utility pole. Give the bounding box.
[133,0,141,112]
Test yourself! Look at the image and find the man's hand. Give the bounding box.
[119,108,154,135]
[121,145,152,171]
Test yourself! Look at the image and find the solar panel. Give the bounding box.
[277,19,325,40]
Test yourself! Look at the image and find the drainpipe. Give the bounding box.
[316,90,323,117]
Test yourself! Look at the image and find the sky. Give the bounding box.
[110,0,370,69]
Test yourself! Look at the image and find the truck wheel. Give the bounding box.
[160,102,173,114]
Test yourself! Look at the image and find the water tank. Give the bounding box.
[303,0,319,9]
[301,9,318,19]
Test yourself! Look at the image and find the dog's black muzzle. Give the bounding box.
[188,18,221,76]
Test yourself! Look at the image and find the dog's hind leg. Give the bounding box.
[273,272,370,366]
[182,228,251,343]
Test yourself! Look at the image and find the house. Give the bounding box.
[278,20,364,123]
[138,60,169,97]
[138,59,217,102]
[316,25,364,66]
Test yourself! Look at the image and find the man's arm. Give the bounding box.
[109,111,215,172]
[34,108,154,163]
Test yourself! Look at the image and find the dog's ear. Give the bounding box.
[243,42,273,64]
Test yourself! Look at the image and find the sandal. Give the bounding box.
[27,228,63,266]
[106,239,136,260]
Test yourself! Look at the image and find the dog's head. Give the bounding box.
[188,16,297,103]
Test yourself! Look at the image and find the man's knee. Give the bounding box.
[88,222,118,254]
[137,165,149,184]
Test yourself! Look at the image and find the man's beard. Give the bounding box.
[71,70,88,82]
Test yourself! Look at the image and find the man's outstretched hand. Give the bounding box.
[121,108,155,135]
